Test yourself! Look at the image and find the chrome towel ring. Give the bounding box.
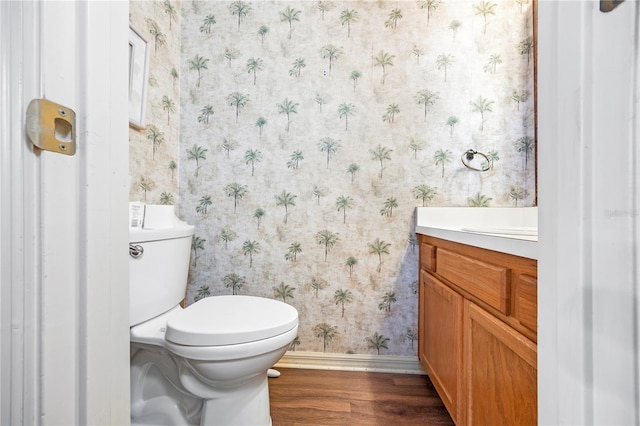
[461,149,490,172]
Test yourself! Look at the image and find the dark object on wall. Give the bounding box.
[600,0,625,12]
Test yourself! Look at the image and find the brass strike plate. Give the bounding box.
[26,98,76,156]
[600,0,625,12]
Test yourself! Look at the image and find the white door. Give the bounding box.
[0,1,130,424]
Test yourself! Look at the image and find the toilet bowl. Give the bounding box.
[129,215,298,426]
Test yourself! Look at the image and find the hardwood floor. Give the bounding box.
[269,368,454,425]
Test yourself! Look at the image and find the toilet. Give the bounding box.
[129,216,298,426]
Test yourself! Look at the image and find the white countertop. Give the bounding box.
[415,207,538,260]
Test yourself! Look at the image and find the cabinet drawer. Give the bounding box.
[437,249,511,315]
[420,241,436,272]
[514,274,537,334]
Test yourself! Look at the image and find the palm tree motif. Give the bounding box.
[408,234,417,254]
[334,289,353,317]
[273,282,296,303]
[196,194,212,215]
[373,50,395,84]
[200,14,216,34]
[409,140,424,159]
[369,238,391,273]
[345,256,358,278]
[349,70,362,91]
[225,182,247,213]
[246,57,264,85]
[151,195,168,220]
[314,93,328,112]
[229,1,251,33]
[310,277,327,298]
[468,193,492,207]
[484,53,502,73]
[366,332,390,355]
[385,8,403,29]
[313,323,338,352]
[170,68,178,89]
[287,150,304,170]
[224,48,240,67]
[316,230,338,262]
[146,19,165,56]
[511,90,530,111]
[222,138,238,158]
[285,242,302,262]
[146,125,164,160]
[370,145,392,178]
[335,195,354,224]
[320,44,343,76]
[417,0,440,25]
[338,103,355,130]
[275,190,297,224]
[255,117,267,136]
[446,116,459,136]
[253,208,265,229]
[486,150,500,170]
[340,9,358,37]
[257,25,269,45]
[378,291,397,312]
[514,135,535,167]
[277,98,299,132]
[318,137,340,168]
[289,58,306,77]
[519,36,534,65]
[509,186,526,207]
[289,336,301,351]
[188,54,209,87]
[405,329,418,349]
[138,178,153,201]
[223,273,245,295]
[163,0,177,31]
[474,0,497,35]
[449,19,462,39]
[244,149,262,176]
[194,285,210,302]
[168,160,177,180]
[436,54,455,82]
[347,163,360,183]
[382,103,400,124]
[380,197,398,218]
[162,96,175,125]
[242,240,260,267]
[198,105,214,124]
[280,6,301,40]
[227,92,249,123]
[415,89,439,122]
[186,144,207,177]
[471,96,494,131]
[434,148,452,178]
[412,45,424,64]
[191,235,205,267]
[317,1,333,19]
[312,185,326,205]
[218,228,236,249]
[412,184,438,207]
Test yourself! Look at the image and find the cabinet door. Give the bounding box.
[464,301,537,426]
[420,271,463,423]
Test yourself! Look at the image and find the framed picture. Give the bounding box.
[129,25,150,130]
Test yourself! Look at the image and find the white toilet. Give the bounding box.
[129,217,298,426]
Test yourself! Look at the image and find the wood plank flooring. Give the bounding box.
[269,368,454,425]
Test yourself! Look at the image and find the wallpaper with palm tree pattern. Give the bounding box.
[130,0,535,357]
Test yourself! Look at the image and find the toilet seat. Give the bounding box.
[165,295,298,346]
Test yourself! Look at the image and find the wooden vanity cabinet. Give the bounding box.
[418,235,537,426]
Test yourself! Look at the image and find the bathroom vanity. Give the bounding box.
[416,208,537,426]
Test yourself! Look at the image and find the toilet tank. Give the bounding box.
[129,218,194,326]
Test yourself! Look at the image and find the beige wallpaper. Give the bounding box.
[132,0,535,357]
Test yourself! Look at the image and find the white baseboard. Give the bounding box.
[274,351,426,375]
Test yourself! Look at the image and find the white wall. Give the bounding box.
[538,1,639,424]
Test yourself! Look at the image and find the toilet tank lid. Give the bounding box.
[129,219,194,243]
[165,295,299,346]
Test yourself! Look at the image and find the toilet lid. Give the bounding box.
[165,295,298,346]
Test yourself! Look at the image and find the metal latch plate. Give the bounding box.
[26,98,76,156]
